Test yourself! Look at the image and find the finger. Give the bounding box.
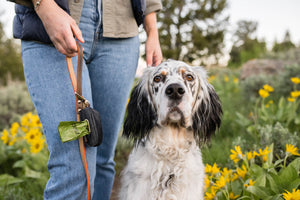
[153,52,162,66]
[64,31,78,54]
[154,57,161,66]
[71,22,84,43]
[54,41,77,57]
[146,51,154,67]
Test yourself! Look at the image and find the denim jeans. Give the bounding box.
[21,0,139,199]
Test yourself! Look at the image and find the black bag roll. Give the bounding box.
[80,107,103,147]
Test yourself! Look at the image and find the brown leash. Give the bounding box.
[66,42,91,200]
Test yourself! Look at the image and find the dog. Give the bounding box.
[119,60,222,200]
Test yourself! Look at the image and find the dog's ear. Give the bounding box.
[123,81,157,143]
[192,70,222,144]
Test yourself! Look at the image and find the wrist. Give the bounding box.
[32,0,55,14]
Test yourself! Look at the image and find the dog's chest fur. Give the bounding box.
[120,127,205,200]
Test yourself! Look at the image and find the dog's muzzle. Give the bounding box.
[165,83,185,100]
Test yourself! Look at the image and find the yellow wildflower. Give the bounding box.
[229,192,240,200]
[224,76,229,82]
[230,146,244,164]
[31,114,42,127]
[233,78,239,84]
[249,112,253,118]
[263,84,274,92]
[21,148,27,154]
[291,77,300,84]
[21,112,32,127]
[288,97,296,102]
[258,146,271,162]
[25,128,42,144]
[286,144,300,156]
[282,189,300,200]
[244,179,256,188]
[221,167,232,178]
[30,138,45,154]
[204,192,215,200]
[205,163,220,176]
[265,104,270,108]
[259,89,269,98]
[10,122,19,136]
[1,129,10,144]
[236,165,247,179]
[222,167,233,182]
[8,137,16,146]
[208,75,216,83]
[211,163,220,175]
[246,151,255,160]
[214,176,227,189]
[231,173,239,181]
[205,164,212,174]
[205,187,217,200]
[204,176,210,189]
[291,91,300,98]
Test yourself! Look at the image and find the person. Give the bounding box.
[9,0,162,199]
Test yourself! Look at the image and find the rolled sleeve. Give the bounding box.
[145,0,162,15]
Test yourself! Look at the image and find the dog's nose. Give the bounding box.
[165,83,185,100]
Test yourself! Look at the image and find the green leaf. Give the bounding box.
[294,116,300,124]
[247,186,271,199]
[287,178,300,191]
[235,112,251,126]
[231,180,243,195]
[288,157,300,172]
[13,160,26,169]
[266,194,284,200]
[24,167,42,179]
[266,174,280,194]
[256,174,267,187]
[0,174,23,186]
[275,163,298,189]
[250,164,264,176]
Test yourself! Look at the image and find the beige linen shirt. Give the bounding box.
[9,0,162,38]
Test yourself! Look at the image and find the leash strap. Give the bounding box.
[66,42,91,200]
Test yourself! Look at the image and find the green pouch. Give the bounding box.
[58,119,90,143]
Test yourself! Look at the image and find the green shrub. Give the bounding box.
[0,82,34,130]
[204,144,300,200]
[0,112,49,200]
[240,63,300,102]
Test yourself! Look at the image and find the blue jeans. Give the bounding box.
[21,0,139,199]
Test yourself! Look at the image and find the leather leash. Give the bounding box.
[66,41,91,200]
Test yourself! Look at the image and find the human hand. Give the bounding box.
[144,12,162,67]
[34,0,84,57]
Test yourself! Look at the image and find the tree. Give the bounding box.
[157,0,228,64]
[272,30,295,53]
[228,20,266,68]
[0,12,23,85]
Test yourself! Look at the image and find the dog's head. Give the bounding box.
[123,60,222,144]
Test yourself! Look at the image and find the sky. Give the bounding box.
[1,0,300,55]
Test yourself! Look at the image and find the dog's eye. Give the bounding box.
[153,75,162,83]
[185,74,194,81]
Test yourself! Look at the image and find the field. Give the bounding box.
[1,50,300,199]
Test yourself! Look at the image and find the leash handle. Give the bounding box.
[66,42,91,200]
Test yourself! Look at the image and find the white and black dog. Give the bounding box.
[119,60,222,200]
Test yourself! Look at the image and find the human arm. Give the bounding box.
[144,12,162,67]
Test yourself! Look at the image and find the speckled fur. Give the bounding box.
[120,60,222,200]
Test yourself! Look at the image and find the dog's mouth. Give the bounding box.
[163,106,186,126]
